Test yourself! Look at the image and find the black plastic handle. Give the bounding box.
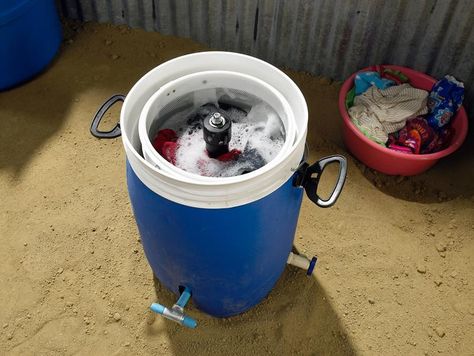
[90,94,125,138]
[296,155,347,208]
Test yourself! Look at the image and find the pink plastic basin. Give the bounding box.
[338,65,469,176]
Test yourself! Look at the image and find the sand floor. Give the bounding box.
[1,22,473,356]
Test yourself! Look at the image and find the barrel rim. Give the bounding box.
[120,51,308,208]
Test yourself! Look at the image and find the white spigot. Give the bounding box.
[287,252,317,276]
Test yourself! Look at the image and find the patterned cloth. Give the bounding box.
[426,75,464,129]
[349,84,429,144]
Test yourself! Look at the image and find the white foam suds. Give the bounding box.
[154,89,286,177]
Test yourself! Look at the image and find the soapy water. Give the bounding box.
[151,88,286,177]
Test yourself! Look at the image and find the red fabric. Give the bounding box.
[153,129,178,164]
[215,149,241,162]
[153,129,241,168]
[153,129,177,153]
[161,142,178,164]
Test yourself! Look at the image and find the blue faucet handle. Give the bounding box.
[182,315,198,329]
[149,287,197,329]
[307,256,318,276]
[150,302,166,314]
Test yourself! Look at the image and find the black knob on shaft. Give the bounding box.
[203,112,232,158]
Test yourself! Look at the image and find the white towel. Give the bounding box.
[349,84,429,144]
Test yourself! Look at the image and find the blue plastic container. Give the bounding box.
[0,0,62,90]
[92,52,346,322]
[127,163,304,317]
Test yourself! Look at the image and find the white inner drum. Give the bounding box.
[139,70,296,181]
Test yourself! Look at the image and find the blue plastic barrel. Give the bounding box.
[0,0,62,90]
[92,52,346,321]
[127,163,304,317]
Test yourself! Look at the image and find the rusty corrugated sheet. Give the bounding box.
[59,0,474,115]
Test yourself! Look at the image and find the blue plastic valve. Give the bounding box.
[150,287,197,329]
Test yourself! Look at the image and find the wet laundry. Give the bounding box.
[349,83,429,144]
[150,99,284,177]
[152,128,241,166]
[153,126,269,177]
[222,147,267,176]
[153,129,178,164]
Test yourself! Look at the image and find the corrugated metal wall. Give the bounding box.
[59,0,473,115]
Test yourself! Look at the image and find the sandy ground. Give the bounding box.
[1,22,473,356]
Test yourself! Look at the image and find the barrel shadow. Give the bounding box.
[149,267,356,356]
[352,144,474,204]
[0,52,71,175]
